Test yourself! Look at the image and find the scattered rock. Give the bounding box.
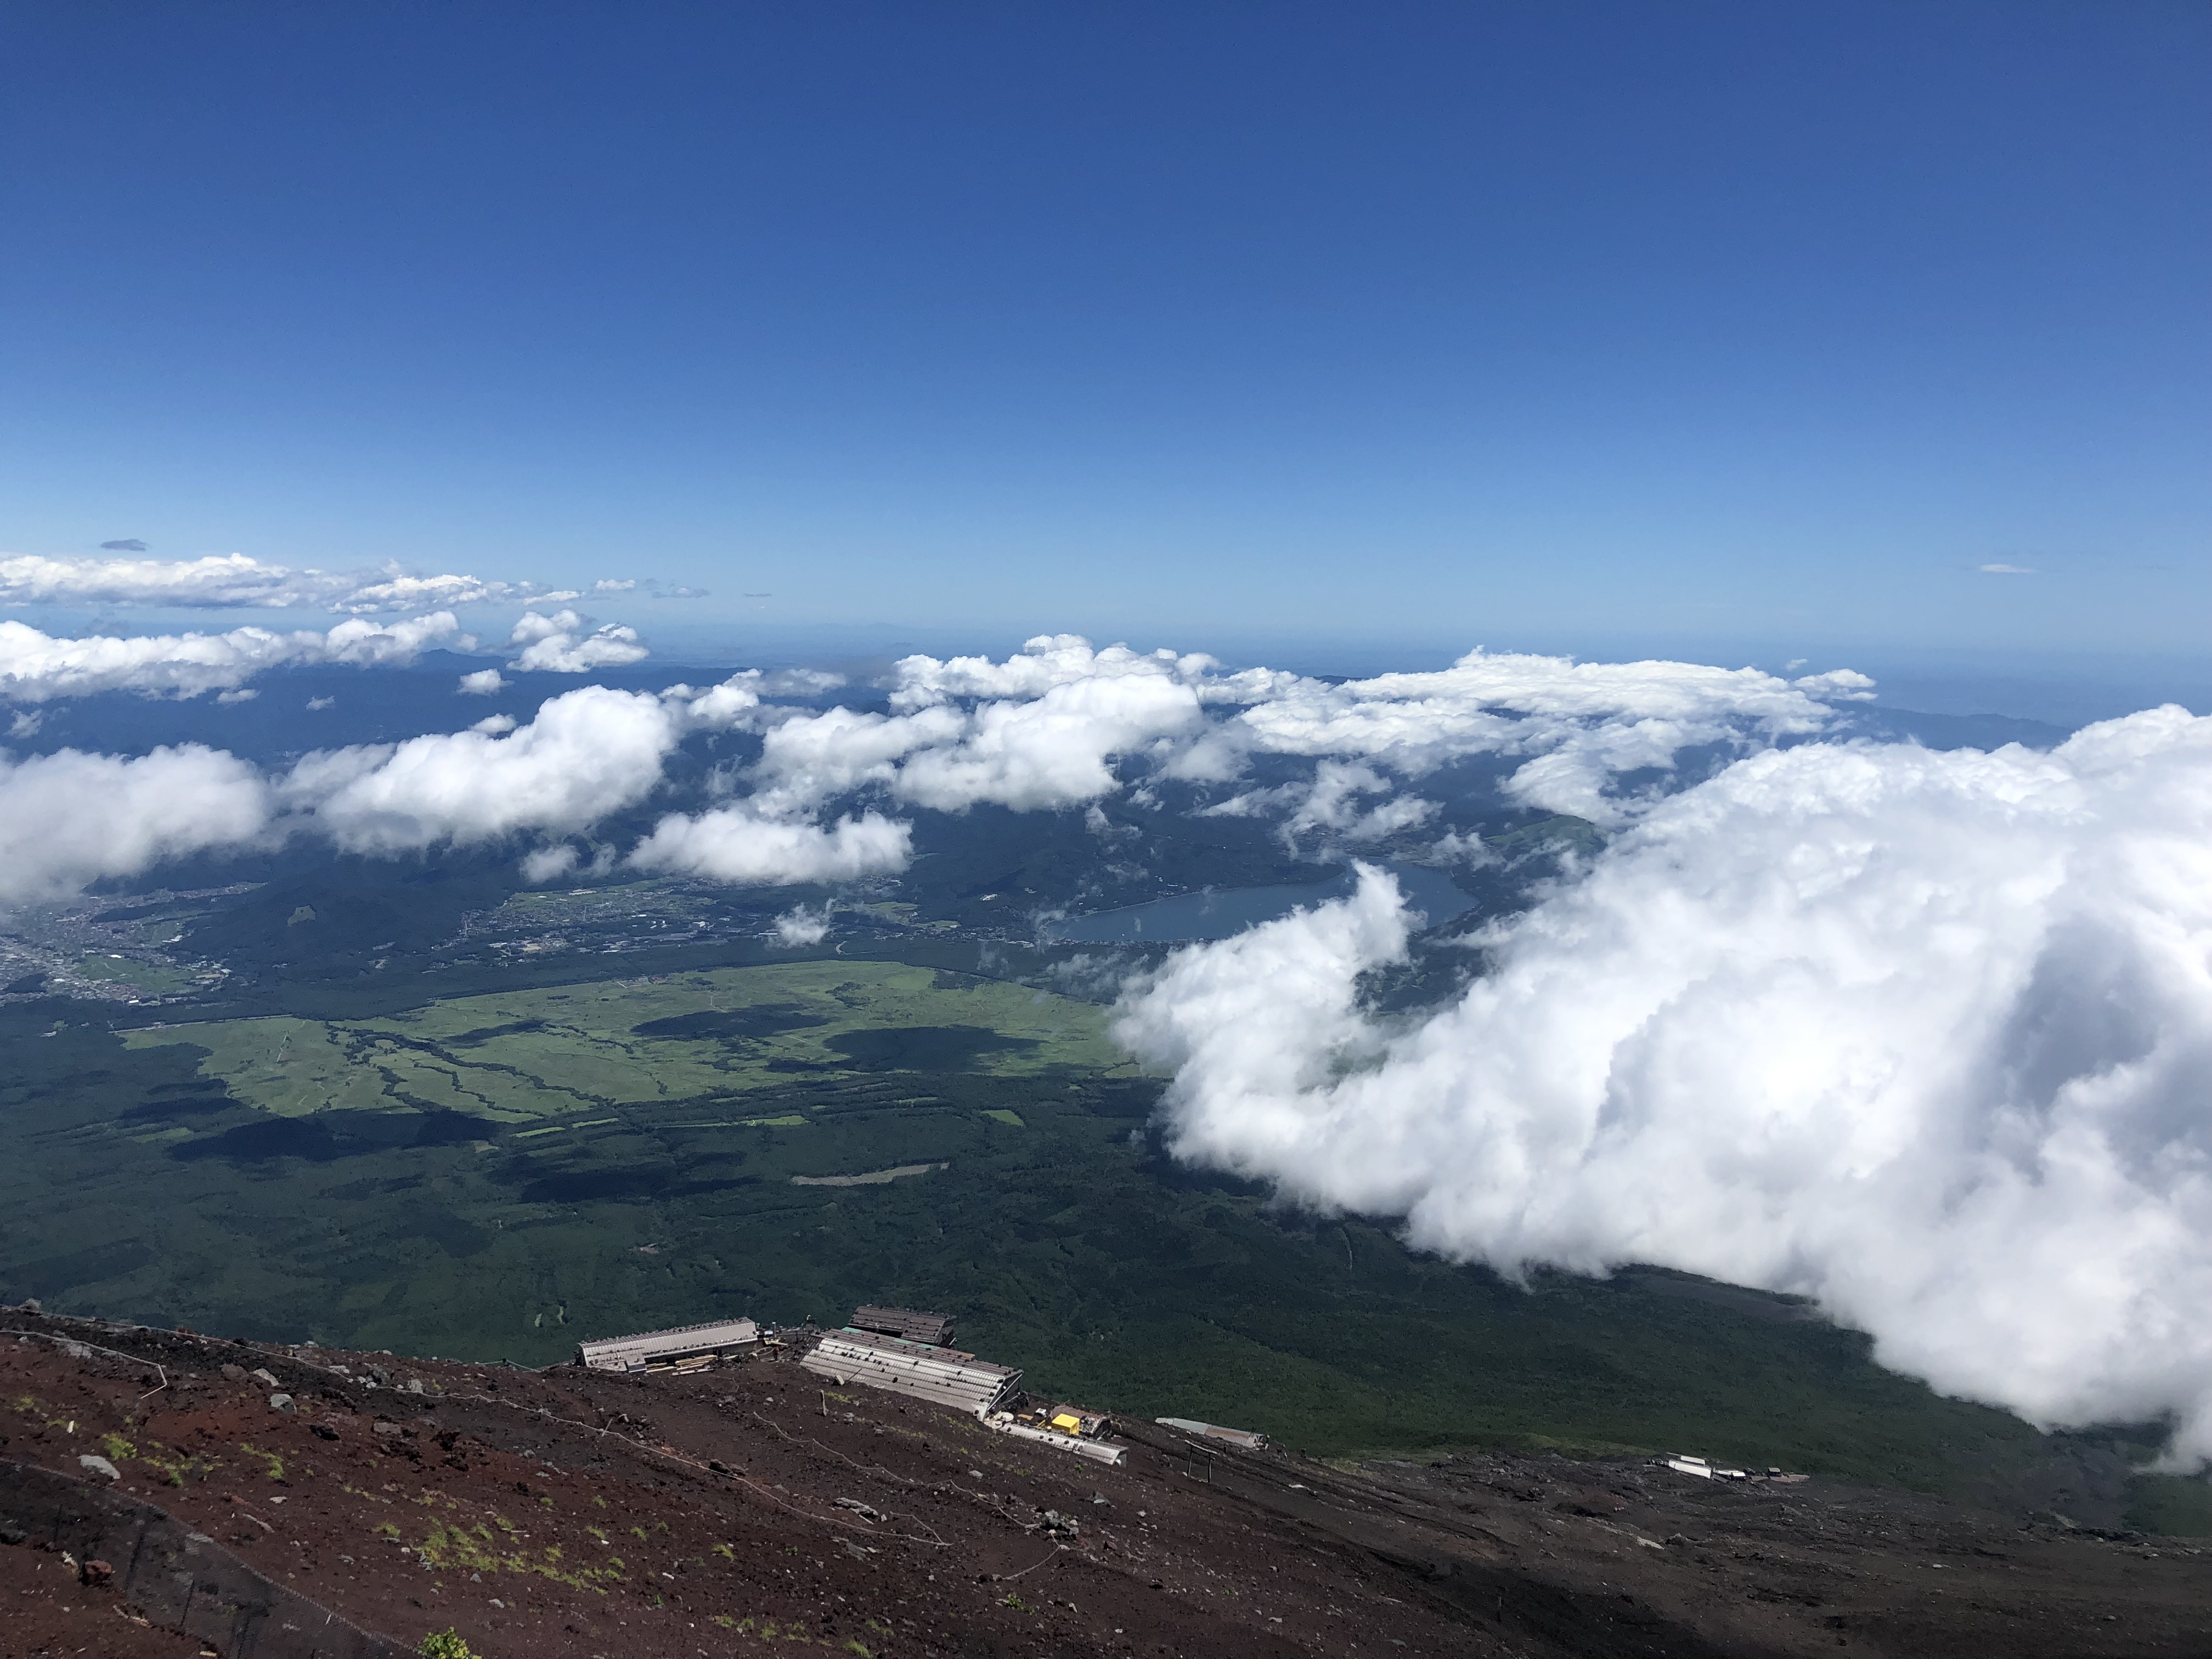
[78,1557,114,1588]
[76,1454,120,1481]
[221,1364,246,1381]
[249,1368,280,1388]
[1560,1487,1629,1517]
[268,1393,295,1412]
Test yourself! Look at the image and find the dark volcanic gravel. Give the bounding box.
[3,1311,2211,1658]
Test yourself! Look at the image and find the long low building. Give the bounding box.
[802,1328,1019,1414]
[576,1317,761,1374]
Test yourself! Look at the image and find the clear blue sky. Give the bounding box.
[4,1,2207,663]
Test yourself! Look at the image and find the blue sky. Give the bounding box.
[4,1,2207,667]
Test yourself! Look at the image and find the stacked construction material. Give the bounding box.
[848,1305,957,1346]
[802,1328,1019,1414]
[575,1317,760,1374]
[1039,1403,1110,1437]
[984,1414,1127,1465]
[1155,1416,1268,1451]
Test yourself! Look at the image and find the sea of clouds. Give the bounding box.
[8,552,2212,1466]
[1118,713,2212,1464]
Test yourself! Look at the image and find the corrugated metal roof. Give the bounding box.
[802,1329,1019,1414]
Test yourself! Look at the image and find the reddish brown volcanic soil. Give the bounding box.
[3,1310,2211,1658]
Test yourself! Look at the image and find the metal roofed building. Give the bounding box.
[848,1305,957,1346]
[576,1317,760,1374]
[802,1328,1019,1414]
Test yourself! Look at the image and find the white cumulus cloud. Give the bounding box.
[893,673,1205,811]
[754,651,1207,815]
[0,614,471,702]
[772,904,833,946]
[889,634,1221,710]
[1230,651,1871,825]
[287,684,687,852]
[1119,709,2212,1463]
[629,805,912,885]
[753,637,1880,833]
[0,744,273,905]
[1204,759,1438,845]
[509,610,650,673]
[0,672,792,905]
[0,551,610,614]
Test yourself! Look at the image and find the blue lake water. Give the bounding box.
[1046,861,1475,945]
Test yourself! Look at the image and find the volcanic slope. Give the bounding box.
[4,1309,2212,1659]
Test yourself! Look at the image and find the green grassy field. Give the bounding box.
[124,961,1131,1126]
[7,956,2210,1534]
[76,953,200,995]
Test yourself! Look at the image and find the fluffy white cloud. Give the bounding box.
[895,674,1205,811]
[755,657,1206,815]
[0,552,597,614]
[0,672,790,904]
[341,573,578,613]
[753,705,967,809]
[628,805,912,885]
[458,668,507,695]
[0,744,273,905]
[890,634,1221,710]
[0,614,471,701]
[0,552,337,610]
[1231,651,1872,825]
[1119,708,2212,1463]
[772,904,833,946]
[596,577,708,599]
[283,675,768,854]
[289,684,687,851]
[753,668,847,697]
[1204,759,1438,845]
[510,610,650,673]
[758,637,1876,832]
[519,843,585,884]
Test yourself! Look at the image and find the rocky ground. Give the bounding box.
[1,1308,2209,1658]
